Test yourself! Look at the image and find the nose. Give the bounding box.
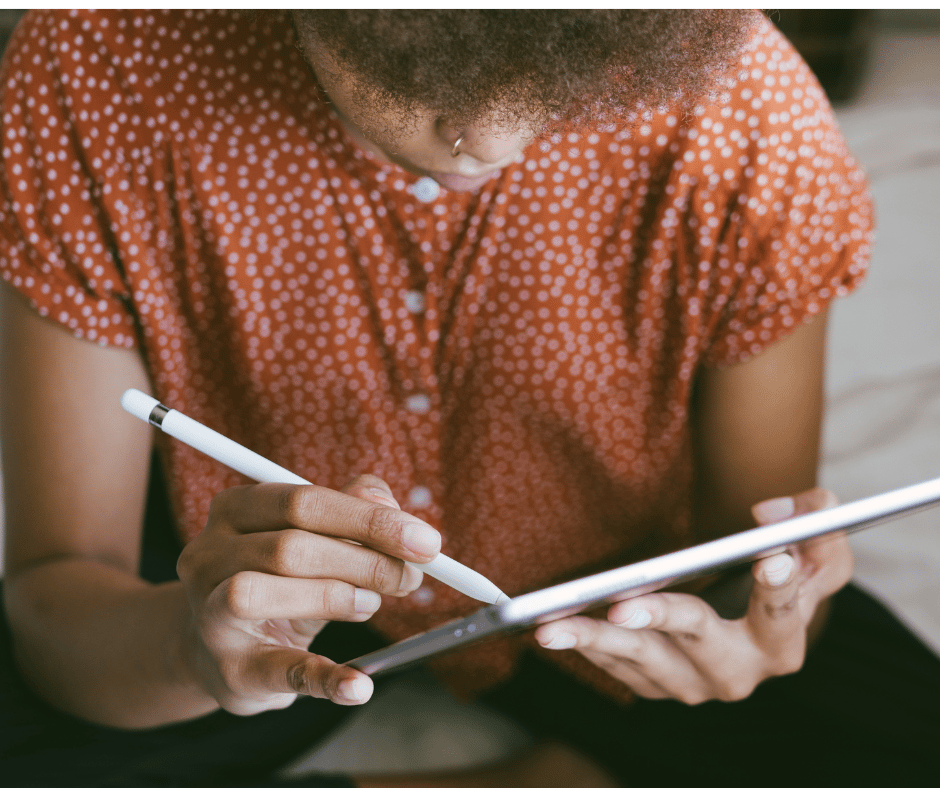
[437,119,532,166]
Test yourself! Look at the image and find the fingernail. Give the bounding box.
[541,633,577,650]
[761,553,795,586]
[354,588,382,614]
[399,563,424,594]
[338,675,373,703]
[617,609,652,629]
[402,523,441,557]
[752,496,795,523]
[368,488,399,508]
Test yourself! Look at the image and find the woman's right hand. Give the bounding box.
[175,474,438,715]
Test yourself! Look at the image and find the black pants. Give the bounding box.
[485,583,940,784]
[4,583,940,787]
[4,463,940,785]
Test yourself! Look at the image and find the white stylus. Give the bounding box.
[121,389,510,606]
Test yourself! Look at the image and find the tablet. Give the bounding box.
[346,475,940,676]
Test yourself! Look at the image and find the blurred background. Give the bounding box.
[1,8,939,777]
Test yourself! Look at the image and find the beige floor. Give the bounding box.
[0,22,937,782]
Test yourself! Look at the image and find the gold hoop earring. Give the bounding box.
[452,135,464,158]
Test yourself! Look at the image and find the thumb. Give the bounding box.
[250,646,374,707]
[752,487,839,525]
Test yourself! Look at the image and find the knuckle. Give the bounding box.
[223,572,259,619]
[772,647,806,677]
[286,660,313,696]
[176,541,213,591]
[362,504,403,547]
[762,596,799,620]
[206,486,252,528]
[317,581,353,618]
[207,488,234,521]
[364,554,400,593]
[175,546,196,583]
[268,530,311,575]
[277,485,318,527]
[685,604,711,633]
[679,689,710,706]
[717,676,758,703]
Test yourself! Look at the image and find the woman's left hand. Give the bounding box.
[534,488,854,705]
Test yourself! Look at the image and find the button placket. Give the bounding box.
[399,179,445,534]
[364,175,451,561]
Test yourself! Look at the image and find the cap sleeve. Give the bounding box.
[0,10,138,347]
[698,24,873,367]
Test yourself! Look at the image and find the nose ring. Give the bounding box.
[452,135,464,158]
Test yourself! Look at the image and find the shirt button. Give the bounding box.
[405,393,431,414]
[404,290,426,315]
[407,485,432,508]
[411,587,436,606]
[410,176,440,203]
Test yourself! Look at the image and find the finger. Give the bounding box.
[341,474,402,510]
[609,593,778,696]
[747,486,842,645]
[793,487,840,515]
[535,616,706,703]
[228,531,423,596]
[537,614,665,655]
[608,592,722,644]
[251,646,374,706]
[536,616,696,678]
[213,483,441,562]
[751,487,839,525]
[747,552,806,649]
[795,531,854,597]
[577,651,673,700]
[213,571,383,622]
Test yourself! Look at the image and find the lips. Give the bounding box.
[428,170,499,193]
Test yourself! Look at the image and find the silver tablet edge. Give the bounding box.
[347,475,940,677]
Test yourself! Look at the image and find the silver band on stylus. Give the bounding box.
[148,403,169,427]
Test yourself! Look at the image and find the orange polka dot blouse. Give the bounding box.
[0,11,872,699]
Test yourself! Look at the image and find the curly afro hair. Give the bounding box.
[292,9,760,132]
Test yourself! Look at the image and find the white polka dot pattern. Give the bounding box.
[0,10,872,698]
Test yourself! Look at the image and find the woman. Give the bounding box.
[2,10,939,787]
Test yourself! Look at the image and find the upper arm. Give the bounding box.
[691,310,829,540]
[1,282,154,580]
